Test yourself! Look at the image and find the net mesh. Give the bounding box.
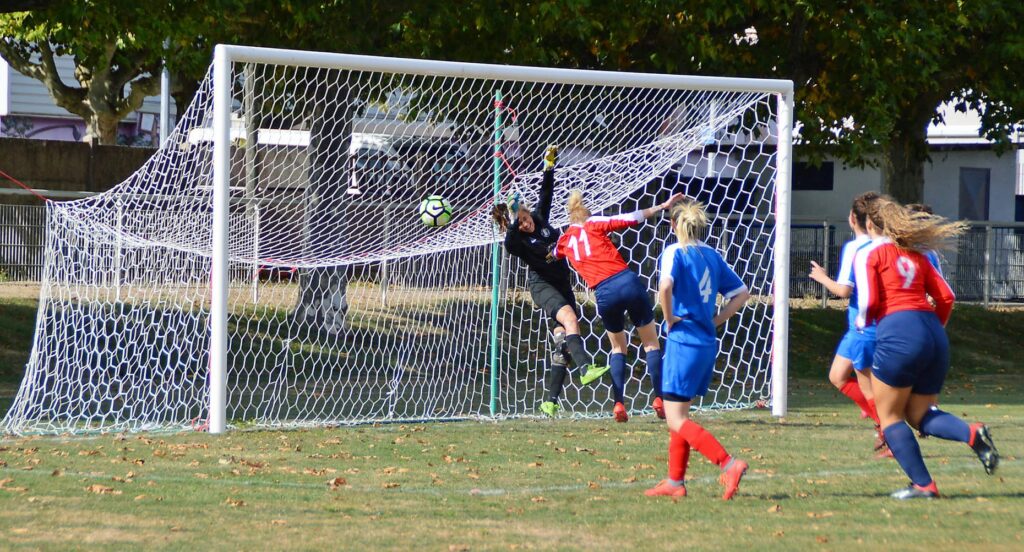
[3,52,782,435]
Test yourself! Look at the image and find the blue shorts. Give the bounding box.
[662,340,717,398]
[873,310,950,394]
[594,270,654,333]
[836,330,876,371]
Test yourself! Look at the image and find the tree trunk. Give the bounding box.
[84,112,121,145]
[881,103,937,204]
[291,70,353,338]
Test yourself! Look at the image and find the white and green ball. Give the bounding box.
[419,195,453,227]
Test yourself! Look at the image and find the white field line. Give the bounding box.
[1,457,1008,497]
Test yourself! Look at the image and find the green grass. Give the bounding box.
[1,299,1022,549]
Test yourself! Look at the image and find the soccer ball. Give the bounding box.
[419,195,453,227]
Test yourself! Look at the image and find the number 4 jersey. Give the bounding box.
[659,241,746,346]
[853,237,955,328]
[555,212,644,289]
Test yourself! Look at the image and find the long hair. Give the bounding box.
[851,191,882,230]
[868,199,966,252]
[491,203,511,233]
[567,190,590,224]
[669,200,708,247]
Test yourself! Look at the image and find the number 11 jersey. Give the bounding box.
[555,213,643,289]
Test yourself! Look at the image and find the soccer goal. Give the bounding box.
[2,45,793,435]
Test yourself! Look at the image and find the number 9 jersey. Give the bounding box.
[853,237,955,328]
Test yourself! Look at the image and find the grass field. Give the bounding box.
[1,292,1022,550]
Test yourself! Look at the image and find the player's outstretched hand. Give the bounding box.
[809,260,828,284]
[662,193,685,211]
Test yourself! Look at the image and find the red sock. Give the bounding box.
[840,379,873,420]
[678,420,730,467]
[668,430,691,481]
[865,398,880,425]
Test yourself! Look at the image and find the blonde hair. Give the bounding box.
[566,190,590,224]
[669,200,708,246]
[868,198,966,252]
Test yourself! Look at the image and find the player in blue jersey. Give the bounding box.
[644,199,750,500]
[906,204,943,274]
[809,192,886,454]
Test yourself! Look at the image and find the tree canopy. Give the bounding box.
[3,1,1023,202]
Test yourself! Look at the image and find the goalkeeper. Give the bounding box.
[491,145,609,417]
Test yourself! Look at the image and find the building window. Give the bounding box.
[792,161,834,191]
[1016,195,1024,222]
[959,168,990,221]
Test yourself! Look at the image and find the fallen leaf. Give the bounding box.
[224,498,245,507]
[326,477,347,489]
[768,504,782,513]
[85,484,121,495]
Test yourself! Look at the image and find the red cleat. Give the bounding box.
[652,397,666,419]
[874,445,894,460]
[719,458,748,500]
[644,479,687,498]
[613,402,629,423]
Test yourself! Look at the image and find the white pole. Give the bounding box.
[160,38,171,147]
[209,45,232,434]
[772,91,794,417]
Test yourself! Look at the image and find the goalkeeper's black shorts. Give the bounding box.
[528,278,577,321]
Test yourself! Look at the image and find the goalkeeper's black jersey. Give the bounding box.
[503,170,571,286]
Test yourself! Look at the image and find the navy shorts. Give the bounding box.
[594,270,654,333]
[873,310,950,394]
[663,340,717,399]
[836,330,876,371]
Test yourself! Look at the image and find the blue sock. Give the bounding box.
[918,406,971,443]
[609,353,627,403]
[883,422,933,487]
[645,348,663,399]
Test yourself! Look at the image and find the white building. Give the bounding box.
[0,53,174,145]
[792,103,1024,223]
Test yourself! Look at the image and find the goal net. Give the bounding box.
[3,46,792,435]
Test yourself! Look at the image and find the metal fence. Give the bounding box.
[790,219,1024,305]
[2,203,1024,304]
[0,204,46,281]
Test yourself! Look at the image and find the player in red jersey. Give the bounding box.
[808,192,887,455]
[554,189,683,421]
[854,199,998,499]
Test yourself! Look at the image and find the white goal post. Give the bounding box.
[4,44,792,435]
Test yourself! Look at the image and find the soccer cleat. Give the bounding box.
[873,425,886,451]
[539,401,560,418]
[543,144,559,170]
[874,445,894,460]
[580,364,610,385]
[891,481,939,500]
[652,396,666,419]
[719,458,748,500]
[613,402,629,423]
[550,331,567,366]
[644,479,687,498]
[969,423,999,475]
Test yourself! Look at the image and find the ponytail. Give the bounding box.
[567,190,590,224]
[492,203,511,233]
[669,200,708,246]
[871,199,966,252]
